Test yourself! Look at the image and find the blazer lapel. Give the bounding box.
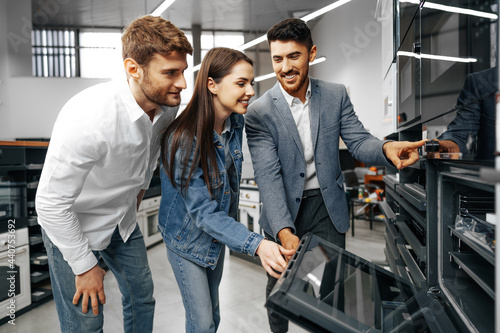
[309,79,320,151]
[271,83,304,157]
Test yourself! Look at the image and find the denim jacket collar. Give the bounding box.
[213,113,243,144]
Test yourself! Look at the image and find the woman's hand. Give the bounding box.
[256,239,296,279]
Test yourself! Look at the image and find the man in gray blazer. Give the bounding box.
[245,18,425,333]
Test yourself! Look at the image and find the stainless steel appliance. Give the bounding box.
[0,166,26,224]
[137,196,162,247]
[238,183,263,237]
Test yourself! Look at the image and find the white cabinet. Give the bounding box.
[238,185,263,237]
[137,196,162,247]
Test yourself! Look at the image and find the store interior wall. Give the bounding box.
[0,0,8,132]
[0,0,387,142]
[310,0,386,140]
[0,0,107,140]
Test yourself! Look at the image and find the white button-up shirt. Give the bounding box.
[279,79,320,190]
[36,80,178,275]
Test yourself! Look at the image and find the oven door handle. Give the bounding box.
[239,204,257,209]
[0,247,27,260]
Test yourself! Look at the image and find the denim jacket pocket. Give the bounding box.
[175,214,194,245]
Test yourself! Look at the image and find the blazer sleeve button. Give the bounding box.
[296,198,301,203]
[300,173,305,177]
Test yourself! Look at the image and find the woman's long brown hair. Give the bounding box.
[161,47,253,197]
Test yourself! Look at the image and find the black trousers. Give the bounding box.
[265,189,346,333]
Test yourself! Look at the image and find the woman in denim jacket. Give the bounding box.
[158,47,294,332]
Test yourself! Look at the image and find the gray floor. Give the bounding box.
[0,218,386,333]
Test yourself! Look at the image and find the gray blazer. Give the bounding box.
[245,78,391,240]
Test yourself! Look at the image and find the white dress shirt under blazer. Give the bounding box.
[279,79,320,191]
[36,80,178,275]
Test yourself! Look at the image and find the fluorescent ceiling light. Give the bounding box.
[235,35,268,51]
[400,0,498,20]
[254,72,276,83]
[397,51,477,63]
[234,0,353,53]
[151,0,176,16]
[255,56,327,82]
[191,63,201,72]
[301,0,353,22]
[310,56,327,66]
[190,0,350,73]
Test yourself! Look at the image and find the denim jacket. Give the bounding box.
[158,113,264,269]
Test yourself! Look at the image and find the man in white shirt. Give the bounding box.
[35,16,193,333]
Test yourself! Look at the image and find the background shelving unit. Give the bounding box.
[0,141,52,325]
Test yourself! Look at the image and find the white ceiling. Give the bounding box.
[31,0,336,32]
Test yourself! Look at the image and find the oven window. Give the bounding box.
[0,168,26,224]
[147,213,159,236]
[270,235,456,332]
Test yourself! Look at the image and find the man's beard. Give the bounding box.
[140,71,181,107]
[281,67,309,95]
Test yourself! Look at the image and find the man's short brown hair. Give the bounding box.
[267,18,314,51]
[122,15,193,66]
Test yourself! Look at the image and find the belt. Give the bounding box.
[302,188,321,199]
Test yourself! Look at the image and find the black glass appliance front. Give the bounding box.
[267,233,458,333]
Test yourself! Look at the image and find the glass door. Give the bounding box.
[267,233,459,333]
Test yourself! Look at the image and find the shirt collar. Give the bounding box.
[118,79,147,123]
[279,78,312,107]
[214,116,232,143]
[153,106,166,124]
[221,116,231,136]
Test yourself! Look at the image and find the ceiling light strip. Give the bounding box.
[400,0,498,20]
[191,0,351,73]
[397,51,477,63]
[254,72,276,83]
[301,0,353,22]
[236,0,353,52]
[151,0,176,16]
[236,35,268,52]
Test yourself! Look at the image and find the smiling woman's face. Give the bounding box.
[210,60,255,120]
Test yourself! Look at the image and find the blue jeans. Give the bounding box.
[42,224,155,333]
[167,245,225,333]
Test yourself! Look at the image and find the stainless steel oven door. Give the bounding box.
[144,207,161,247]
[138,196,162,247]
[238,202,262,236]
[238,187,262,235]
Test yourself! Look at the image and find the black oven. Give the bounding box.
[420,0,496,124]
[397,0,497,129]
[0,166,26,232]
[267,233,459,333]
[397,1,421,128]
